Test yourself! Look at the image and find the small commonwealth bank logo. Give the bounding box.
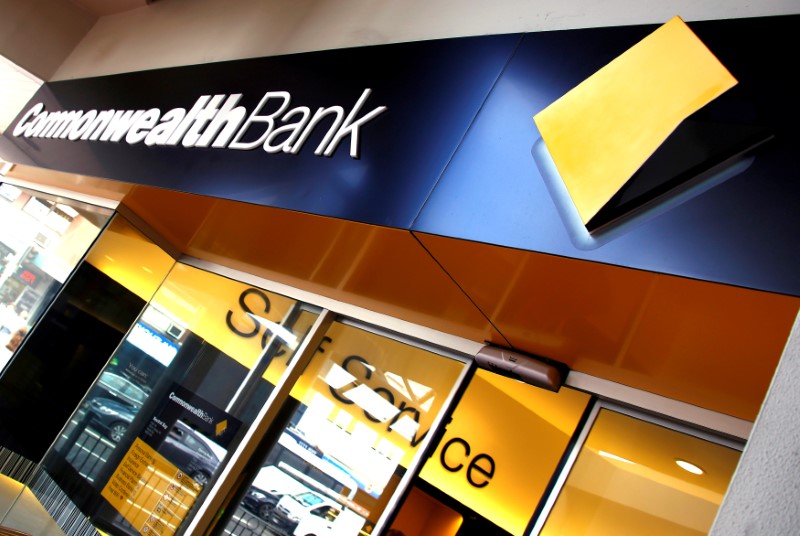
[532,16,772,250]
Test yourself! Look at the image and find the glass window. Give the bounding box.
[539,408,742,535]
[42,262,320,536]
[0,213,172,463]
[0,183,113,370]
[391,369,591,536]
[223,320,467,536]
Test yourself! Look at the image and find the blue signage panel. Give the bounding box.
[413,16,800,297]
[2,16,798,297]
[0,35,520,228]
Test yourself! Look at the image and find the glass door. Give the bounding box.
[216,319,470,536]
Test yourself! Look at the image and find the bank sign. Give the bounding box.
[1,16,798,297]
[12,89,386,159]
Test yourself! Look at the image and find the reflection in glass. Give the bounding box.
[225,321,465,536]
[42,263,319,536]
[0,183,113,371]
[0,213,165,463]
[540,409,742,535]
[396,370,590,535]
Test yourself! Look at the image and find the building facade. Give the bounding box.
[0,1,798,535]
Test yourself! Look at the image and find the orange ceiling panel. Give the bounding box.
[416,232,800,421]
[120,185,218,252]
[16,167,794,421]
[120,191,506,345]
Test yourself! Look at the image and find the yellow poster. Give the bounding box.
[102,438,201,535]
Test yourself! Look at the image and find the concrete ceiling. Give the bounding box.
[66,0,150,16]
[0,57,41,137]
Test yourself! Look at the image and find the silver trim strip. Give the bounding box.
[183,309,336,535]
[565,370,753,440]
[373,359,477,535]
[600,400,744,451]
[339,316,472,364]
[0,173,121,209]
[529,399,601,535]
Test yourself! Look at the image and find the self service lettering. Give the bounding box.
[12,89,387,159]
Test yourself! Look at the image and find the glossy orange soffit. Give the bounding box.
[5,169,796,422]
[120,185,507,346]
[415,232,799,422]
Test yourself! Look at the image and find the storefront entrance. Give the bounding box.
[0,192,748,536]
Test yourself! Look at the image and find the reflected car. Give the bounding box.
[91,370,148,409]
[241,464,310,521]
[86,396,138,443]
[271,491,340,533]
[161,420,221,487]
[242,487,283,521]
[85,399,221,487]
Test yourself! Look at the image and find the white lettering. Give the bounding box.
[99,110,146,142]
[264,106,310,153]
[168,392,214,424]
[182,95,224,147]
[144,108,186,146]
[27,111,50,137]
[67,109,98,140]
[12,102,43,137]
[166,95,212,146]
[85,110,116,140]
[40,111,83,138]
[228,91,291,150]
[126,108,161,144]
[53,110,84,139]
[323,88,387,158]
[10,89,385,159]
[290,105,344,155]
[197,94,246,148]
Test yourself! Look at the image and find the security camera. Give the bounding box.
[474,345,565,392]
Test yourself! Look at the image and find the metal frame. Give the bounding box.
[527,397,745,535]
[0,180,757,535]
[180,255,754,535]
[0,173,120,210]
[176,258,478,535]
[182,309,337,535]
[372,359,477,535]
[528,398,601,535]
[566,370,752,441]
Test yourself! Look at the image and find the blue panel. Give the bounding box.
[0,35,520,229]
[413,17,800,297]
[2,16,798,297]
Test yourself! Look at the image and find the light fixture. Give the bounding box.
[675,458,704,475]
[474,345,566,391]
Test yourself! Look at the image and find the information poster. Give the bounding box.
[101,383,242,535]
[102,438,200,536]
